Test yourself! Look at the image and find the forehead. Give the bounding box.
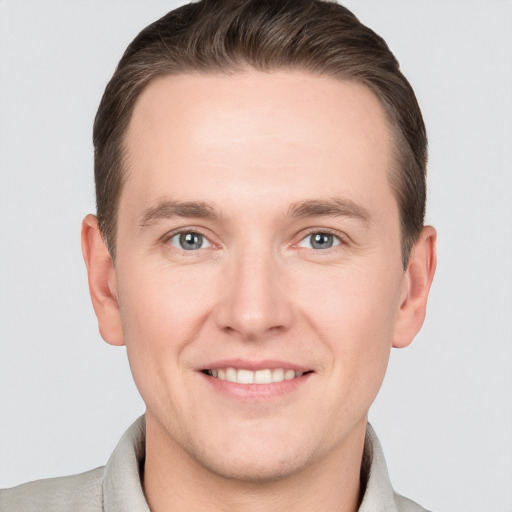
[127,70,392,155]
[121,70,395,217]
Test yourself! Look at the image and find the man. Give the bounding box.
[0,1,436,511]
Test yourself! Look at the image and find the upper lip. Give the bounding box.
[198,359,312,372]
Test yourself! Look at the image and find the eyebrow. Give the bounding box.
[139,197,370,229]
[139,200,218,228]
[288,198,371,224]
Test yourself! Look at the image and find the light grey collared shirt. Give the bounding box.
[0,417,429,512]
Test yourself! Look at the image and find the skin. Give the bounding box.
[82,70,436,512]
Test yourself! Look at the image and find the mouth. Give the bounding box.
[201,367,313,384]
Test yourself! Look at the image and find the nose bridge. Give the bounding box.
[215,239,292,340]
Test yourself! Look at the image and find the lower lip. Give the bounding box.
[199,372,312,400]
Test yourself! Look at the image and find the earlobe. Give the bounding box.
[81,214,125,346]
[393,225,437,348]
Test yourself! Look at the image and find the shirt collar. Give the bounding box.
[103,416,399,512]
[103,416,149,512]
[359,423,400,512]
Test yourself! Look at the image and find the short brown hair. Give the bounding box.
[93,0,427,268]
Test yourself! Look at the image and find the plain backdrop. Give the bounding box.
[1,1,511,511]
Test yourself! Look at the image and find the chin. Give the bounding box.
[187,419,313,480]
[192,446,311,483]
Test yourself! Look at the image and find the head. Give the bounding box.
[83,0,436,490]
[93,0,427,269]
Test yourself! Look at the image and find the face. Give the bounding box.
[92,71,421,481]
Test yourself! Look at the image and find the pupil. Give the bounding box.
[180,232,202,250]
[312,233,332,249]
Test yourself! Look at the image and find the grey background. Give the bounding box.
[1,1,511,511]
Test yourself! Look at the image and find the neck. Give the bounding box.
[143,413,367,512]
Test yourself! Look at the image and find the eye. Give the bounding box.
[169,231,211,251]
[298,232,341,250]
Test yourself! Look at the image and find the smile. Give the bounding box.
[203,368,309,384]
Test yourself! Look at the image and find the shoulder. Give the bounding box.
[394,491,433,512]
[0,467,104,512]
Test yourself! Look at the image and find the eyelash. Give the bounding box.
[162,228,215,252]
[295,230,343,251]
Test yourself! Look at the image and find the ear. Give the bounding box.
[81,214,125,346]
[393,225,437,348]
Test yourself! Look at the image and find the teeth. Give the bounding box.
[271,368,284,382]
[226,367,237,382]
[237,369,254,384]
[210,367,306,384]
[254,369,272,384]
[284,369,295,380]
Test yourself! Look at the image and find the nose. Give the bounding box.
[214,247,294,341]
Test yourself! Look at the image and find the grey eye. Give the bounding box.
[298,232,341,250]
[169,232,210,250]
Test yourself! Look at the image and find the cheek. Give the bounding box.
[295,260,403,385]
[118,260,216,343]
[297,259,402,334]
[114,261,217,396]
